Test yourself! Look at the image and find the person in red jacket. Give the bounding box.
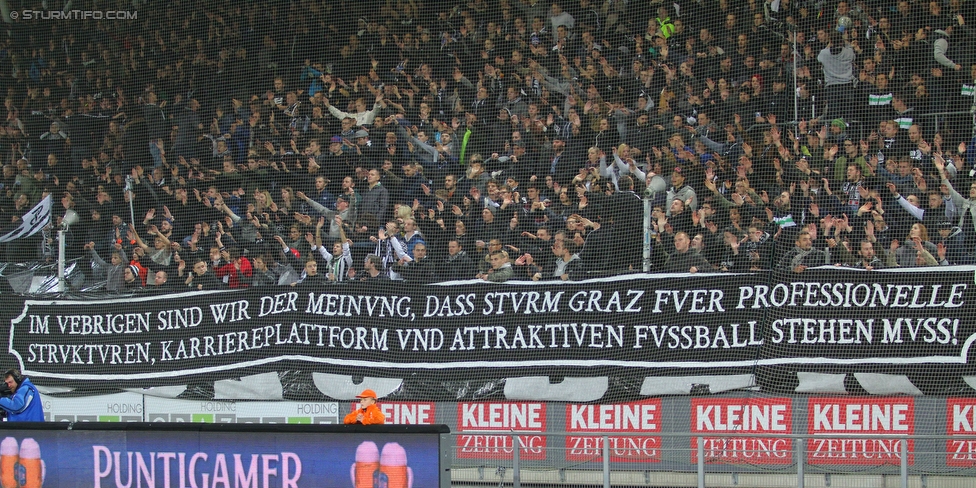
[344,389,386,425]
[212,247,252,288]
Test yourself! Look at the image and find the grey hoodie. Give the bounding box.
[933,30,957,69]
[817,44,855,86]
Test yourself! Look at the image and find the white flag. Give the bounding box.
[0,195,51,242]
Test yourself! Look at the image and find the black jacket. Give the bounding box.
[438,251,477,281]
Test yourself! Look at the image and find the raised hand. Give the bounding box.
[704,177,717,192]
[825,145,839,160]
[729,234,740,253]
[933,152,946,173]
[822,213,836,230]
[886,181,899,196]
[911,235,924,251]
[838,214,850,232]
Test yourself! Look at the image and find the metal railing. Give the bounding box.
[913,111,974,136]
[448,431,976,488]
[740,111,974,147]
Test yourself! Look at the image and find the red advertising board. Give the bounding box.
[346,401,437,425]
[456,402,547,460]
[690,398,793,464]
[946,398,976,466]
[380,402,436,425]
[564,400,662,462]
[807,397,914,465]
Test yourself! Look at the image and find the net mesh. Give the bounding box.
[1,0,976,477]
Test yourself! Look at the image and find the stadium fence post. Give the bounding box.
[511,433,521,488]
[697,436,705,488]
[796,436,805,488]
[900,437,908,488]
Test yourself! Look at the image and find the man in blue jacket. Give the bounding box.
[0,369,44,422]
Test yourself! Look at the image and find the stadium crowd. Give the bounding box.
[2,0,976,292]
